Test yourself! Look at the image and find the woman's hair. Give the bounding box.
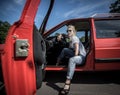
[67,25,76,35]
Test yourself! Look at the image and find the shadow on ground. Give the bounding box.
[44,71,120,84]
[43,71,120,95]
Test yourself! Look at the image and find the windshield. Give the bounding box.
[95,20,120,38]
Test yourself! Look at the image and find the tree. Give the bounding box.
[109,0,120,13]
[0,20,11,44]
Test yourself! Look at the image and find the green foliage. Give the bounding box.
[0,20,11,44]
[109,0,120,13]
[80,36,85,42]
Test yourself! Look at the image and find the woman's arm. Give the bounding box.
[74,43,79,56]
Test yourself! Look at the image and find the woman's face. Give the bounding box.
[67,27,75,37]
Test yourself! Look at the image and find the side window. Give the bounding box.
[77,31,90,43]
[77,31,86,43]
[47,25,67,37]
[95,20,120,38]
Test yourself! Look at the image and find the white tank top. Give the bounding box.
[69,35,86,57]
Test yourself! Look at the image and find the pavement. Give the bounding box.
[1,71,120,95]
[37,71,120,95]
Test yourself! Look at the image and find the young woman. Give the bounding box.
[56,25,86,95]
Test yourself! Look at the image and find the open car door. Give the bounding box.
[1,0,47,94]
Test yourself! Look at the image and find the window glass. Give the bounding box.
[47,25,67,37]
[77,31,90,42]
[95,20,120,38]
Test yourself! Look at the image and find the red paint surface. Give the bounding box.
[1,0,41,95]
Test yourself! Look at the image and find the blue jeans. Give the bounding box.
[58,48,74,60]
[67,55,85,80]
[58,48,85,80]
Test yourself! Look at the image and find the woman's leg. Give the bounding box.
[61,78,71,94]
[67,56,83,80]
[61,56,84,94]
[56,48,74,65]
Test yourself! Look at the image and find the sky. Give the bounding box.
[0,0,116,30]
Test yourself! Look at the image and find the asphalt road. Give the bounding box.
[37,71,120,95]
[0,71,120,95]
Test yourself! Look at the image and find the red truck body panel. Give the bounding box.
[1,0,41,95]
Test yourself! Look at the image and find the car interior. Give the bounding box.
[45,20,91,66]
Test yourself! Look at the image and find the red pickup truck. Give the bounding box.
[44,13,120,71]
[0,0,120,95]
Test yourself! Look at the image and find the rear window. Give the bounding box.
[95,20,120,38]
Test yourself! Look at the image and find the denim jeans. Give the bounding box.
[58,48,75,60]
[58,48,85,80]
[67,55,85,80]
